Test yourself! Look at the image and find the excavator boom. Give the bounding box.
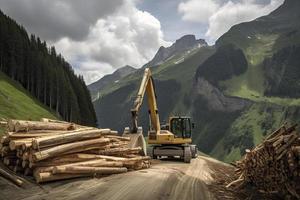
[130,68,160,133]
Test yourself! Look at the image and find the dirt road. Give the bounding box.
[0,155,231,200]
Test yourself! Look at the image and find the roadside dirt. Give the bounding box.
[0,155,236,200]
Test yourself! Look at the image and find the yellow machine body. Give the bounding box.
[125,68,197,162]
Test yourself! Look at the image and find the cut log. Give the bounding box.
[228,124,300,198]
[53,166,127,175]
[0,167,23,186]
[34,172,88,183]
[21,142,32,151]
[33,138,110,161]
[1,136,10,145]
[24,168,32,176]
[8,119,18,132]
[40,118,70,124]
[29,154,109,168]
[9,139,32,150]
[22,160,29,168]
[104,135,130,141]
[1,118,151,184]
[32,129,111,149]
[63,159,123,167]
[95,147,142,156]
[14,120,76,132]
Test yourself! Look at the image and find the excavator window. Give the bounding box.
[170,118,192,138]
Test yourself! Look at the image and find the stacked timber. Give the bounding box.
[227,124,300,199]
[0,118,150,184]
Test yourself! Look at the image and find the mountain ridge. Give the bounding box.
[144,34,207,68]
[88,65,136,101]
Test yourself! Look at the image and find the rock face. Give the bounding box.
[144,35,207,67]
[193,78,251,112]
[88,65,136,99]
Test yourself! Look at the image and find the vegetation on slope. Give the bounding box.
[192,0,300,162]
[0,10,96,126]
[0,71,58,135]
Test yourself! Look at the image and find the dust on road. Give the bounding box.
[0,155,232,200]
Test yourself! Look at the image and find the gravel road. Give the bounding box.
[0,155,231,200]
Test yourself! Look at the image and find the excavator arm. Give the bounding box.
[131,68,161,133]
[126,68,197,161]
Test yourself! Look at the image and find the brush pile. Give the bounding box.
[0,118,150,184]
[227,124,300,199]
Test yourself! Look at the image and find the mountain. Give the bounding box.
[0,10,97,126]
[94,43,215,134]
[93,0,299,162]
[144,34,207,67]
[88,65,136,101]
[192,0,300,161]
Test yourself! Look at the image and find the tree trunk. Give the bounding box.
[0,167,23,186]
[33,138,110,161]
[14,121,75,132]
[34,171,88,183]
[32,129,110,149]
[52,166,127,175]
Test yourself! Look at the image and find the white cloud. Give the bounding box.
[52,0,171,84]
[178,0,284,41]
[178,0,220,23]
[0,0,125,41]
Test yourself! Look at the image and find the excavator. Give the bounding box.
[123,68,197,163]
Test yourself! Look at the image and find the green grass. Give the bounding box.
[211,102,292,162]
[224,147,241,163]
[221,34,278,95]
[0,72,58,122]
[219,33,300,106]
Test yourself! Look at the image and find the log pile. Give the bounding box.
[227,124,300,199]
[0,118,150,184]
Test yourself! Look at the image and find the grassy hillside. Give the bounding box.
[194,0,300,162]
[0,71,58,127]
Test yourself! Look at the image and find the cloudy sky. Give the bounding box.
[0,0,284,84]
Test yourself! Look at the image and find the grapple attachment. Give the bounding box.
[123,127,147,156]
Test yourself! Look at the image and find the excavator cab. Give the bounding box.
[169,117,192,139]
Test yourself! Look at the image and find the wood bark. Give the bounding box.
[32,129,111,149]
[14,121,76,132]
[53,166,127,174]
[34,172,88,183]
[228,124,300,199]
[1,118,151,184]
[33,138,110,161]
[0,167,23,186]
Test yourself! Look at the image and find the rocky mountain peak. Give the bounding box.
[144,34,207,67]
[174,34,206,50]
[114,65,136,77]
[88,65,136,99]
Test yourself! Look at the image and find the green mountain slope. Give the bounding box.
[93,0,300,163]
[193,0,300,161]
[94,46,215,130]
[0,71,58,134]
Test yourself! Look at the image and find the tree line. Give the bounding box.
[0,10,97,126]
